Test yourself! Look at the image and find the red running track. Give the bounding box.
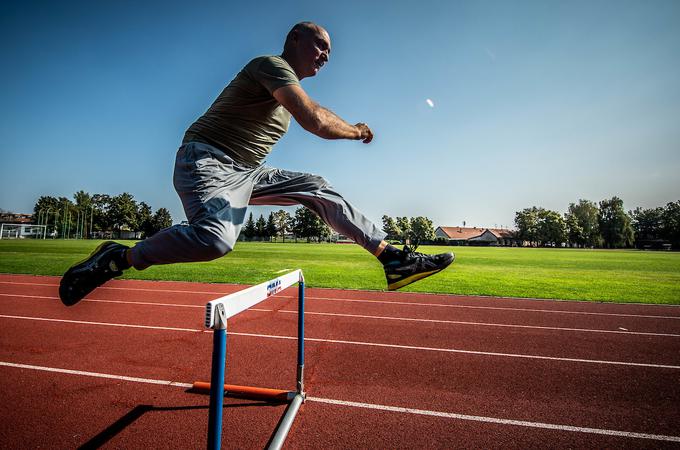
[1,273,680,449]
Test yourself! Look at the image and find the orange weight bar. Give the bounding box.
[192,381,291,401]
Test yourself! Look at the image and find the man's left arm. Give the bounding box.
[273,84,373,143]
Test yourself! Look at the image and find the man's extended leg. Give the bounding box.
[250,168,386,252]
[249,167,454,290]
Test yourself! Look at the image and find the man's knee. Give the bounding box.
[194,227,234,261]
[307,174,331,191]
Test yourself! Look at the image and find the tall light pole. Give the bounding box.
[43,207,52,239]
[89,204,94,239]
[54,209,59,238]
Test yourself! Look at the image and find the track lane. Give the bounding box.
[3,276,680,335]
[2,292,679,367]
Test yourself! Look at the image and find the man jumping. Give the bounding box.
[59,22,454,306]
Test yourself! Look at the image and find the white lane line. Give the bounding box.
[0,281,238,295]
[2,293,678,338]
[0,293,204,309]
[0,314,680,369]
[307,397,680,443]
[0,314,202,333]
[276,310,680,338]
[2,281,679,320]
[277,295,680,320]
[230,332,680,370]
[1,361,678,443]
[0,361,193,388]
[1,314,679,369]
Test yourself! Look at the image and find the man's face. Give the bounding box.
[293,27,331,79]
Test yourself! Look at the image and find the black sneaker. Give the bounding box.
[383,246,454,291]
[59,241,130,306]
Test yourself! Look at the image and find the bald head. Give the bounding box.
[284,22,326,53]
[282,22,331,79]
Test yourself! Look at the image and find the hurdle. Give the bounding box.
[192,269,305,450]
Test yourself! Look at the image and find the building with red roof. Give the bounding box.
[435,226,520,246]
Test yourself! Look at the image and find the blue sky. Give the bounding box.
[1,0,678,230]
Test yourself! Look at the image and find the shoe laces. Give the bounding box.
[402,245,426,259]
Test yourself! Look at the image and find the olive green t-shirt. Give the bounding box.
[182,55,300,167]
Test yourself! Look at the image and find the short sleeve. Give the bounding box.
[252,56,300,95]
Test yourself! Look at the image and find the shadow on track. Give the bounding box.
[78,398,284,449]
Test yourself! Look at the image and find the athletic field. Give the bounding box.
[1,240,678,304]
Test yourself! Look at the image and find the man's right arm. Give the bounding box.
[273,84,373,143]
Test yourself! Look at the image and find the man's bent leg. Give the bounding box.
[130,142,254,269]
[129,215,241,270]
[59,142,254,305]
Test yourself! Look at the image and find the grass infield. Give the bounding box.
[1,240,679,304]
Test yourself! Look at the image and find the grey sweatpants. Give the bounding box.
[130,141,386,270]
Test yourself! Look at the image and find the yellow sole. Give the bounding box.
[387,269,441,291]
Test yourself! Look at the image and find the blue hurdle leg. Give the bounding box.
[297,281,305,394]
[207,327,227,450]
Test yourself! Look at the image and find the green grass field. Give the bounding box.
[1,239,679,304]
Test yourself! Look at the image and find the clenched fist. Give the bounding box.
[354,123,373,144]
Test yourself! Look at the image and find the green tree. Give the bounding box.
[33,196,60,229]
[661,201,680,249]
[395,216,411,244]
[316,222,332,242]
[54,197,76,238]
[73,190,91,210]
[256,214,267,239]
[565,200,601,248]
[91,194,111,233]
[409,216,435,249]
[243,212,256,241]
[598,197,634,248]
[266,212,277,241]
[150,208,172,235]
[537,209,567,246]
[564,213,582,247]
[292,207,315,242]
[630,207,663,244]
[137,202,154,238]
[273,210,291,242]
[108,193,139,232]
[293,207,332,242]
[514,207,542,246]
[381,215,401,241]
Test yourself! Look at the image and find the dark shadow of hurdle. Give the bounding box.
[78,391,288,450]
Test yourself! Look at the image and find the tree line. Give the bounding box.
[515,197,680,249]
[240,208,332,242]
[33,191,172,239]
[240,210,439,248]
[381,216,436,248]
